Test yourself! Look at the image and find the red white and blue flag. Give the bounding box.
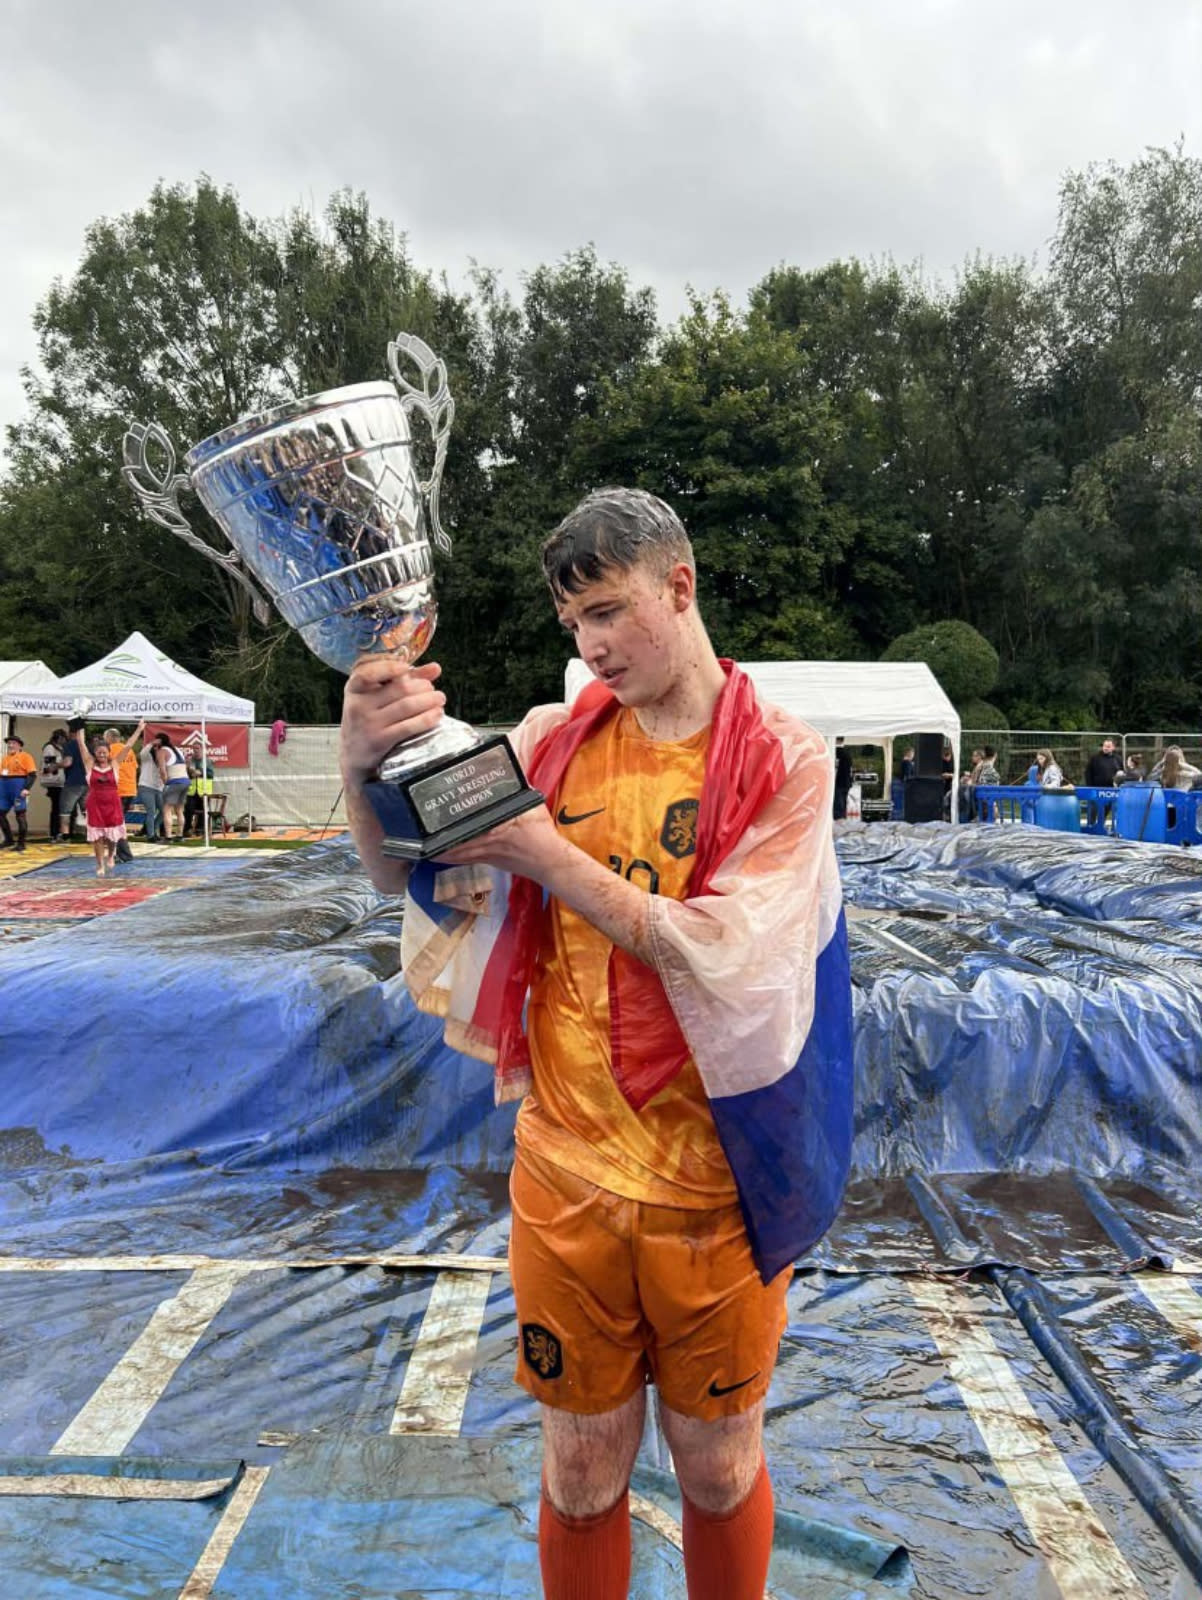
[402,664,854,1281]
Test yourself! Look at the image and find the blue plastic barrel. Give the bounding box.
[1035,790,1080,833]
[1114,783,1167,843]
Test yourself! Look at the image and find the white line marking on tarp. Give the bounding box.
[50,1264,253,1457]
[0,1473,232,1500]
[911,1277,1146,1600]
[391,1269,492,1435]
[177,1465,271,1600]
[0,1252,506,1274]
[1136,1274,1202,1355]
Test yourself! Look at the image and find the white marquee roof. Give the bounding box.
[0,632,255,723]
[564,658,960,749]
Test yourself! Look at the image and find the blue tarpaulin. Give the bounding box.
[0,830,1199,1597]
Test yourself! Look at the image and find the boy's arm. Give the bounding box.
[339,657,447,896]
[438,805,654,962]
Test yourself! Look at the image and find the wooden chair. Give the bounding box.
[205,793,229,836]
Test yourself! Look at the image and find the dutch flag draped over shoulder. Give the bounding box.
[402,663,854,1284]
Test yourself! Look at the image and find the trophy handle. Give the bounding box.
[386,332,455,557]
[122,422,272,626]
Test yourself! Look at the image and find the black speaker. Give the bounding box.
[916,733,945,778]
[903,776,945,823]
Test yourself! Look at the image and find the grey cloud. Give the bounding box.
[2,0,1200,444]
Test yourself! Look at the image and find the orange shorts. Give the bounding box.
[508,1145,791,1422]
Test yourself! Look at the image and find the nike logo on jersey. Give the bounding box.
[556,805,605,826]
[708,1372,760,1398]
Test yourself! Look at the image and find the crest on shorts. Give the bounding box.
[660,798,699,859]
[521,1322,563,1380]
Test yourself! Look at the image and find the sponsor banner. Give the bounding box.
[147,723,250,767]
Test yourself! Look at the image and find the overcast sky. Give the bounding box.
[2,0,1200,453]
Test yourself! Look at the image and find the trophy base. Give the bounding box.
[365,733,545,862]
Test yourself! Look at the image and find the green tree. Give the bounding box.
[882,619,999,704]
[575,292,858,660]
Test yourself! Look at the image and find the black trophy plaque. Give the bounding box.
[365,734,544,861]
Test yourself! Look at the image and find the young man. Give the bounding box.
[340,488,853,1599]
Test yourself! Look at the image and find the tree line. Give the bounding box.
[1,146,1198,730]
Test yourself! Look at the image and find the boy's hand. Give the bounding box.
[340,659,445,785]
[437,803,567,883]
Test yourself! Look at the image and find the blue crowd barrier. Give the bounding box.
[1166,789,1202,846]
[1077,786,1119,835]
[974,785,1039,825]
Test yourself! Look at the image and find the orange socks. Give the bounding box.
[539,1484,632,1600]
[681,1458,775,1600]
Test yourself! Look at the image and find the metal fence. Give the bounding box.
[959,730,1202,788]
[204,723,1202,829]
[214,723,512,831]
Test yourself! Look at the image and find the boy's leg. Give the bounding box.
[539,1391,643,1600]
[660,1400,774,1600]
[509,1150,648,1598]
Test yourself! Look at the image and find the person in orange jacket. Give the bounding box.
[0,735,38,852]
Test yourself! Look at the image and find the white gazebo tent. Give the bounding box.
[0,632,256,845]
[565,657,961,816]
[0,662,66,839]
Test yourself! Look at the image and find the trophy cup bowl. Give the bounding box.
[121,335,543,860]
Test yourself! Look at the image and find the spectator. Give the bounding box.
[1084,738,1122,788]
[137,733,166,841]
[156,733,190,841]
[899,746,916,781]
[184,745,216,837]
[75,729,127,878]
[1152,746,1202,789]
[0,735,37,852]
[1035,748,1066,788]
[976,746,1001,785]
[104,723,145,865]
[1116,753,1146,785]
[40,728,70,843]
[59,725,89,841]
[833,738,852,820]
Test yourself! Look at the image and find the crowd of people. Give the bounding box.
[946,739,1202,823]
[836,737,1202,827]
[0,723,217,858]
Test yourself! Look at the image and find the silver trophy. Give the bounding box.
[121,333,541,859]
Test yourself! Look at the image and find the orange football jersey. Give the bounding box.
[518,707,738,1207]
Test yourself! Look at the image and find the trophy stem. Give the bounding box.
[378,715,481,784]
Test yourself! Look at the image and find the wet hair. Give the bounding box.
[541,487,694,598]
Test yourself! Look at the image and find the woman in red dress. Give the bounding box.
[75,730,127,877]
